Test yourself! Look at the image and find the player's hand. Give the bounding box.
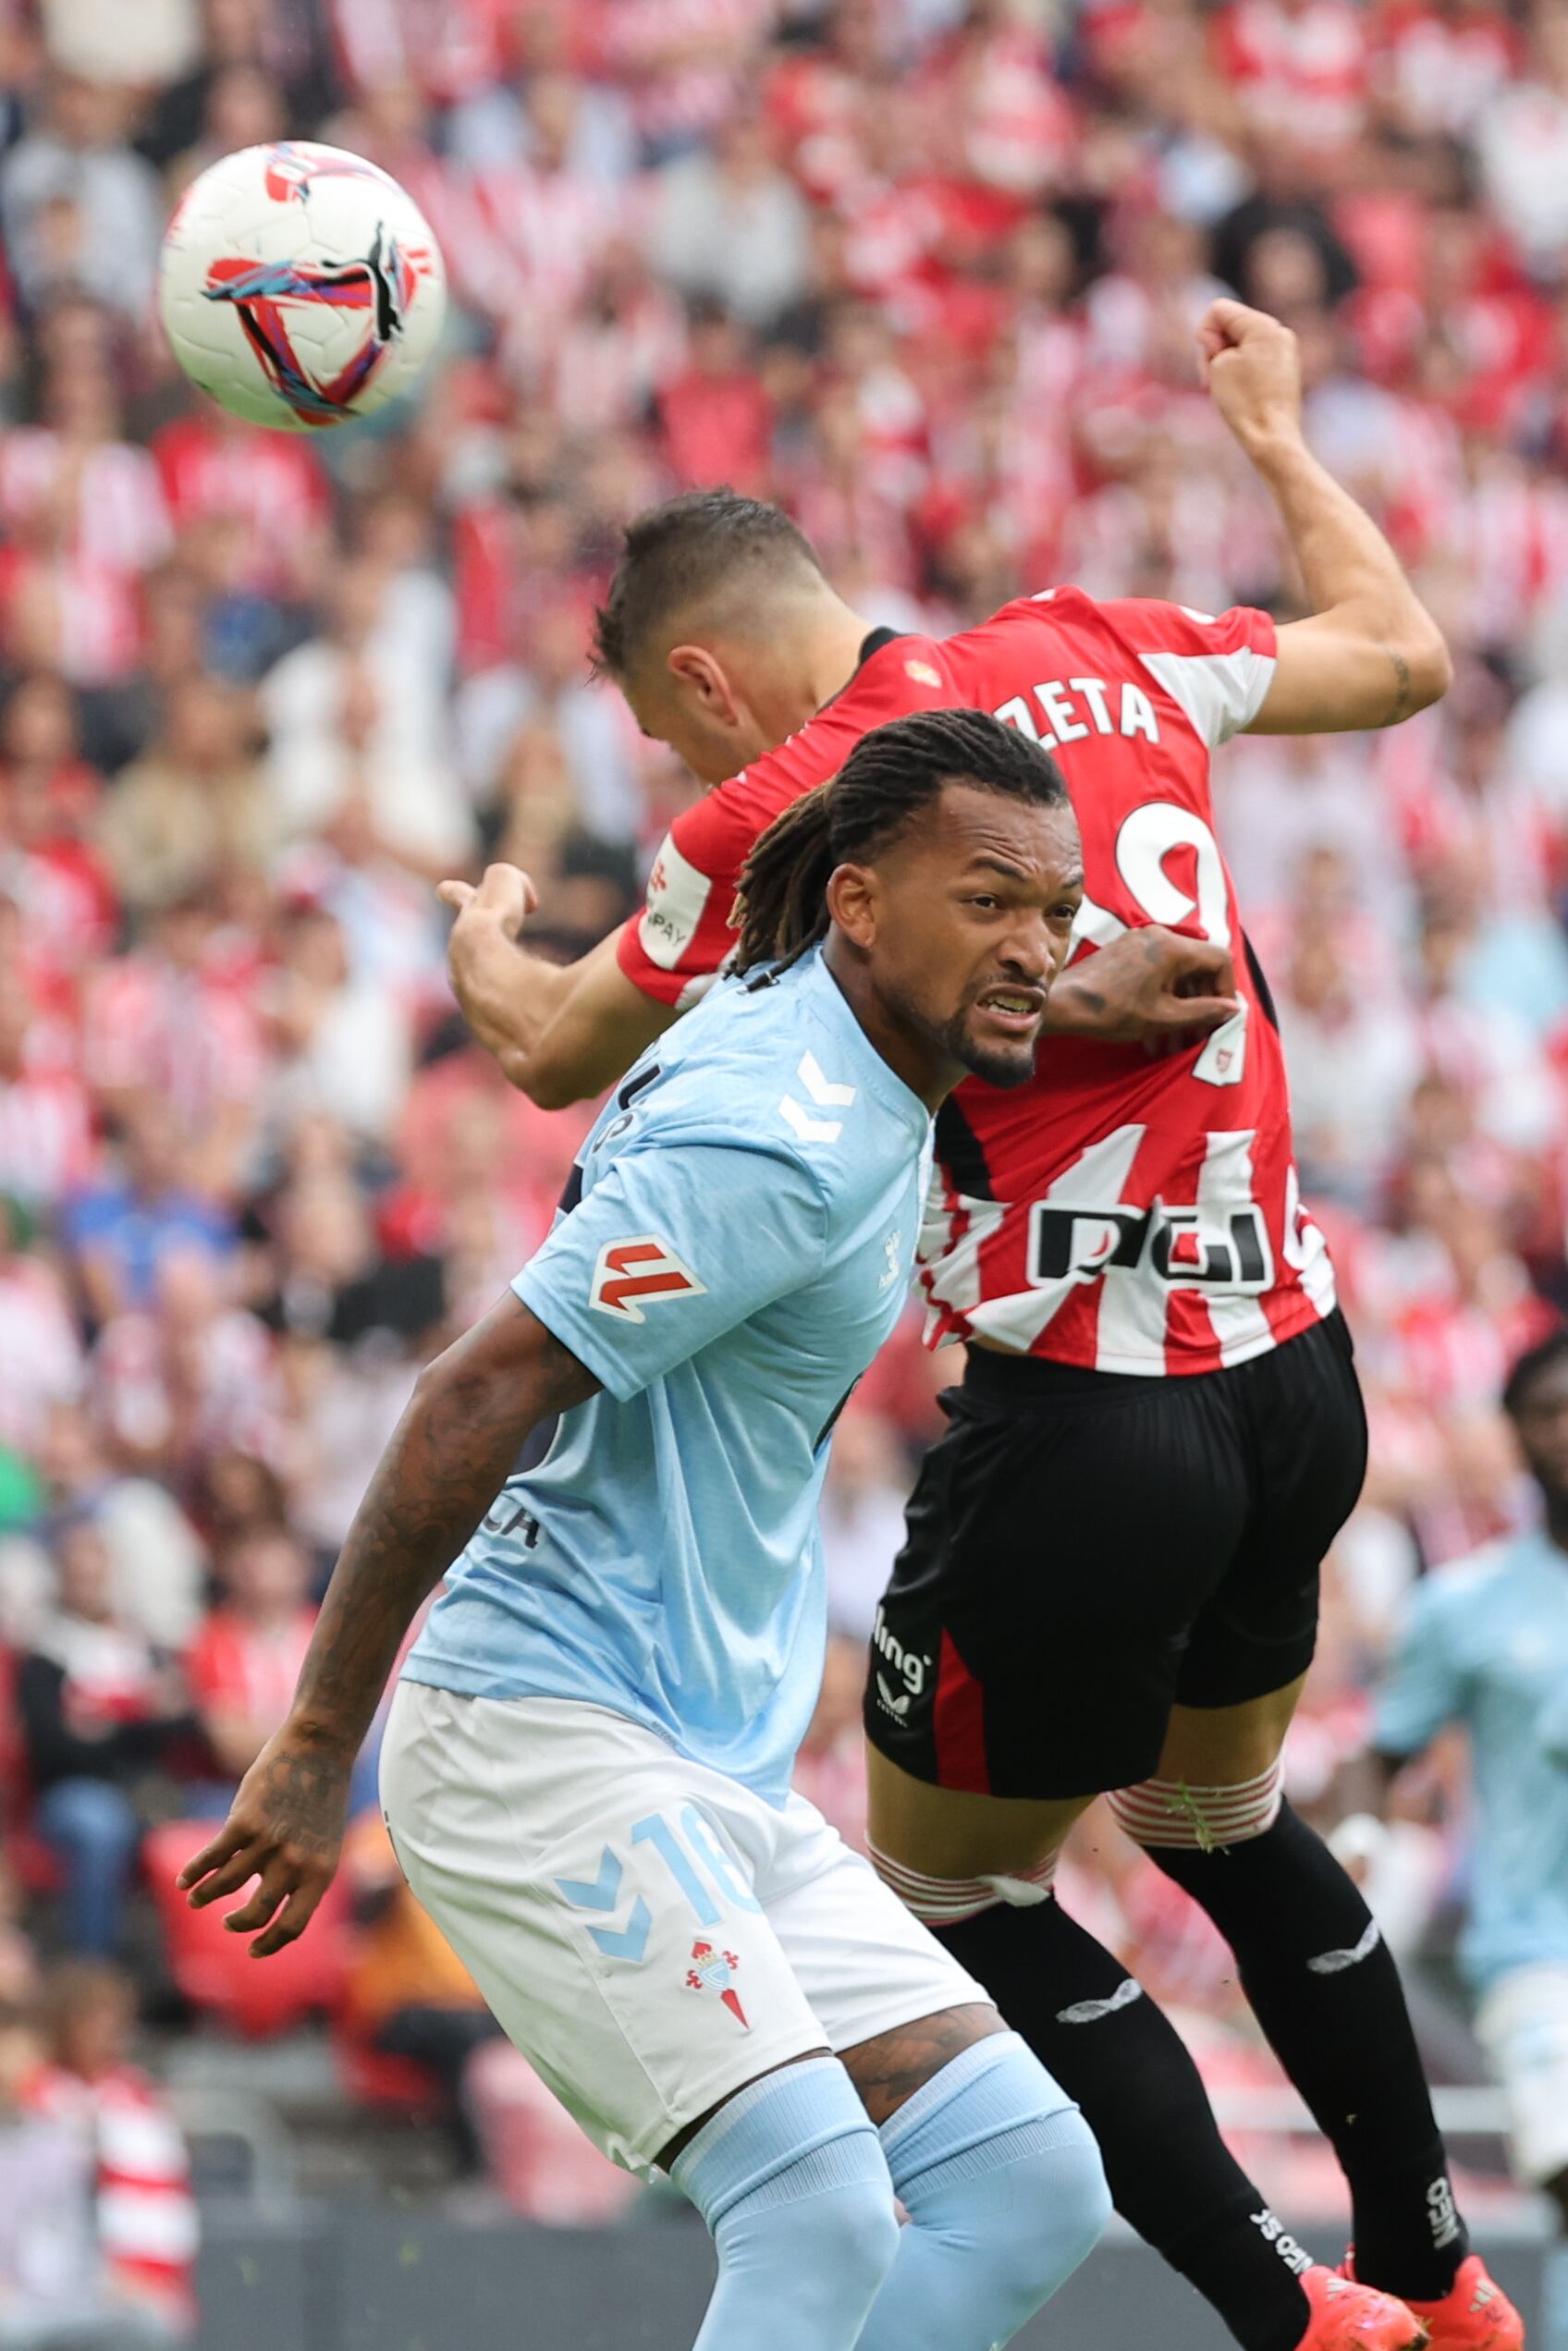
[440,862,546,1059]
[1047,924,1240,1046]
[177,1718,352,1958]
[1196,300,1303,454]
[438,859,538,934]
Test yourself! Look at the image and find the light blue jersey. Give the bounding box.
[1374,1531,1568,1991]
[404,946,931,1805]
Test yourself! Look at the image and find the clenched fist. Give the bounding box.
[1196,300,1303,457]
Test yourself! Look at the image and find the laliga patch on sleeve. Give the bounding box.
[590,1236,708,1322]
[638,836,713,971]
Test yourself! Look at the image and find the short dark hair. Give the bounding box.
[1502,1326,1568,1420]
[591,489,825,681]
[734,709,1070,974]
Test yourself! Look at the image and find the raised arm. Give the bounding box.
[178,1295,599,1952]
[1199,300,1452,734]
[442,866,674,1108]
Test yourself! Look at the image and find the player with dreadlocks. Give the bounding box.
[182,713,1117,2351]
[441,301,1523,2351]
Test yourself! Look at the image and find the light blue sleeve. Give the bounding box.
[515,1136,827,1402]
[1372,1578,1470,1759]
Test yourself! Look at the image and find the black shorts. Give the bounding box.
[864,1311,1367,1800]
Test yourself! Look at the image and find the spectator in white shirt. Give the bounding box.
[0,75,162,320]
[0,1403,205,1653]
[653,108,811,328]
[260,902,412,1149]
[261,560,473,874]
[1476,6,1568,276]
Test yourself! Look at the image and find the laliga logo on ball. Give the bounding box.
[159,141,447,434]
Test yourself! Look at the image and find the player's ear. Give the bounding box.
[826,861,876,949]
[667,643,739,724]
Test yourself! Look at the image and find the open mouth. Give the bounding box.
[974,986,1047,1035]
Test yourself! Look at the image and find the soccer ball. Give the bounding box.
[158,141,447,433]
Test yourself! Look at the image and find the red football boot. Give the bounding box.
[1348,2256,1525,2351]
[1296,2264,1429,2349]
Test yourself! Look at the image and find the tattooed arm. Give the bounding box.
[178,1294,599,1955]
[1041,924,1240,1045]
[1197,300,1451,735]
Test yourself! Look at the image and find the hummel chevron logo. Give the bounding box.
[555,1847,624,1913]
[585,1902,652,1963]
[555,1848,653,1964]
[779,1051,857,1145]
[590,1234,706,1321]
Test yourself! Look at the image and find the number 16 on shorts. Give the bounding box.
[556,1806,762,1992]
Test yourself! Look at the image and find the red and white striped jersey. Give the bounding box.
[1215,0,1370,149]
[152,416,330,596]
[24,2063,198,2326]
[617,589,1338,1377]
[599,0,777,146]
[0,1064,95,1209]
[186,1604,319,1741]
[0,430,170,580]
[82,954,265,1130]
[327,0,505,102]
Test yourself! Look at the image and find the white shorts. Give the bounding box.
[380,1684,989,2176]
[1475,1962,1568,2186]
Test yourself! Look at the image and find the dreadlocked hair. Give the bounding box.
[732,708,1068,976]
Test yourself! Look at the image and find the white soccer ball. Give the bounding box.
[158,141,447,433]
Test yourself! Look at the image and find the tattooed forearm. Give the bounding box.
[248,1739,352,1856]
[288,1304,598,1755]
[1042,925,1237,1042]
[1383,646,1414,728]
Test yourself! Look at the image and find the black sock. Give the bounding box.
[1146,1800,1466,2302]
[937,1899,1317,2351]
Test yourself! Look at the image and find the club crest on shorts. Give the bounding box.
[589,1235,706,1321]
[685,1940,749,2028]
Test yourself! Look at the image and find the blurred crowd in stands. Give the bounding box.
[2,0,1568,2288]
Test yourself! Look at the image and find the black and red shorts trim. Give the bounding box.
[863,1311,1366,1800]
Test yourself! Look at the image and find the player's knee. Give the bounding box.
[1029,2110,1113,2288]
[886,2039,1109,2329]
[794,2165,902,2300]
[680,2058,900,2332]
[712,2161,900,2323]
[931,2109,1109,2334]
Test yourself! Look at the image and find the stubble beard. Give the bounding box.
[945,1005,1041,1091]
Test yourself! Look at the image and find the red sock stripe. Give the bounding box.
[869,1847,997,1922]
[869,1844,1058,1925]
[1107,1766,1282,1850]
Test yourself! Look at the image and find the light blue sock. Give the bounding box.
[671,2057,901,2351]
[855,2033,1111,2351]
